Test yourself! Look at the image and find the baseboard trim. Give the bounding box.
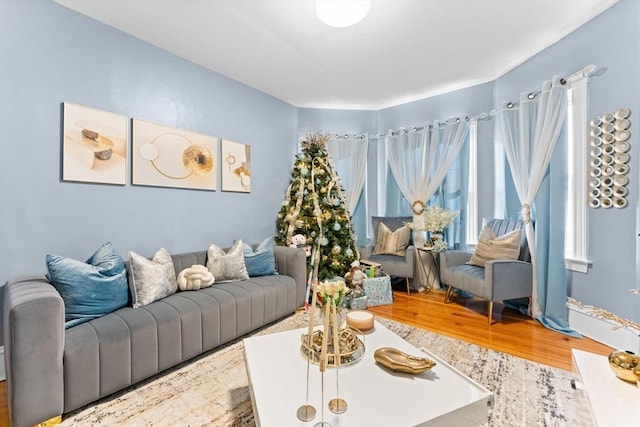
[0,346,4,381]
[568,301,640,354]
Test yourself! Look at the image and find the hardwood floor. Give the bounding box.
[368,288,613,371]
[0,289,612,427]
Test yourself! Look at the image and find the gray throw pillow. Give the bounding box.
[129,247,178,308]
[206,240,249,283]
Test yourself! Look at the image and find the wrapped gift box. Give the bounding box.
[363,275,393,307]
[348,296,368,310]
[359,259,384,278]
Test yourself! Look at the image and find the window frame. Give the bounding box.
[565,73,592,273]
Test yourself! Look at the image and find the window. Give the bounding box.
[466,117,479,246]
[565,72,592,273]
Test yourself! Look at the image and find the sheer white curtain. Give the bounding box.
[326,135,368,215]
[500,76,568,317]
[386,120,469,226]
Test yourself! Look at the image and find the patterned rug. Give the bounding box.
[60,312,593,426]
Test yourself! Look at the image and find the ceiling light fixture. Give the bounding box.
[316,0,371,28]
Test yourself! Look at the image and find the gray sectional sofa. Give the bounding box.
[3,245,306,427]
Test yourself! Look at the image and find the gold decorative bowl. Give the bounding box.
[608,350,640,383]
[374,347,436,374]
[301,328,365,367]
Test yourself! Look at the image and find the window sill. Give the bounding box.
[565,258,591,273]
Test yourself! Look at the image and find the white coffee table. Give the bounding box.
[244,320,492,426]
[572,349,639,426]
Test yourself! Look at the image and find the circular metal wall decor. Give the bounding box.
[589,108,631,209]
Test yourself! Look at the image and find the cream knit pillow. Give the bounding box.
[467,226,521,267]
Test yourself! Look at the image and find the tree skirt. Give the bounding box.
[60,312,593,426]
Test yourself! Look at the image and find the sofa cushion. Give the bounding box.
[242,237,278,277]
[467,226,521,267]
[128,248,178,308]
[46,241,128,328]
[372,222,411,256]
[207,240,249,282]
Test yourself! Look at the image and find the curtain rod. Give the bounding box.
[503,64,597,109]
[327,64,598,140]
[329,133,368,140]
[371,111,492,139]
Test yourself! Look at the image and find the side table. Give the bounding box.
[416,247,441,292]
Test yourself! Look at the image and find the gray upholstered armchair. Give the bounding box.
[439,218,532,324]
[359,216,415,294]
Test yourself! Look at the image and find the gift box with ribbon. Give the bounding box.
[363,275,393,307]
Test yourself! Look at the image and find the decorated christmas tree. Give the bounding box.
[275,133,359,280]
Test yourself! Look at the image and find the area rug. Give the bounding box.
[60,312,593,426]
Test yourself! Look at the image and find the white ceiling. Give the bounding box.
[56,0,617,110]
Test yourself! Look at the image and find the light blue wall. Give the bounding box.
[377,82,494,131]
[298,108,376,136]
[300,2,640,322]
[0,0,298,316]
[493,0,640,322]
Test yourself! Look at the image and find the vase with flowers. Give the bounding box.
[405,204,458,250]
[316,279,348,346]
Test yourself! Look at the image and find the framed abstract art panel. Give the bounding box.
[221,139,251,193]
[62,102,128,185]
[132,118,217,191]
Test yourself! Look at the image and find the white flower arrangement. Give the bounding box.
[317,279,348,306]
[429,238,448,253]
[423,206,458,232]
[406,206,459,233]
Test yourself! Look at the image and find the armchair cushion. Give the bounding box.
[467,226,521,267]
[365,216,416,290]
[367,249,414,278]
[372,222,411,256]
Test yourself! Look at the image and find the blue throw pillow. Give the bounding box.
[46,242,129,328]
[242,237,278,277]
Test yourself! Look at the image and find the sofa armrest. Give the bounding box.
[274,246,307,308]
[439,250,473,269]
[485,260,532,301]
[3,275,65,427]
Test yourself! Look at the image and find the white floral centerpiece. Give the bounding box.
[405,204,458,249]
[422,206,459,233]
[428,237,449,253]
